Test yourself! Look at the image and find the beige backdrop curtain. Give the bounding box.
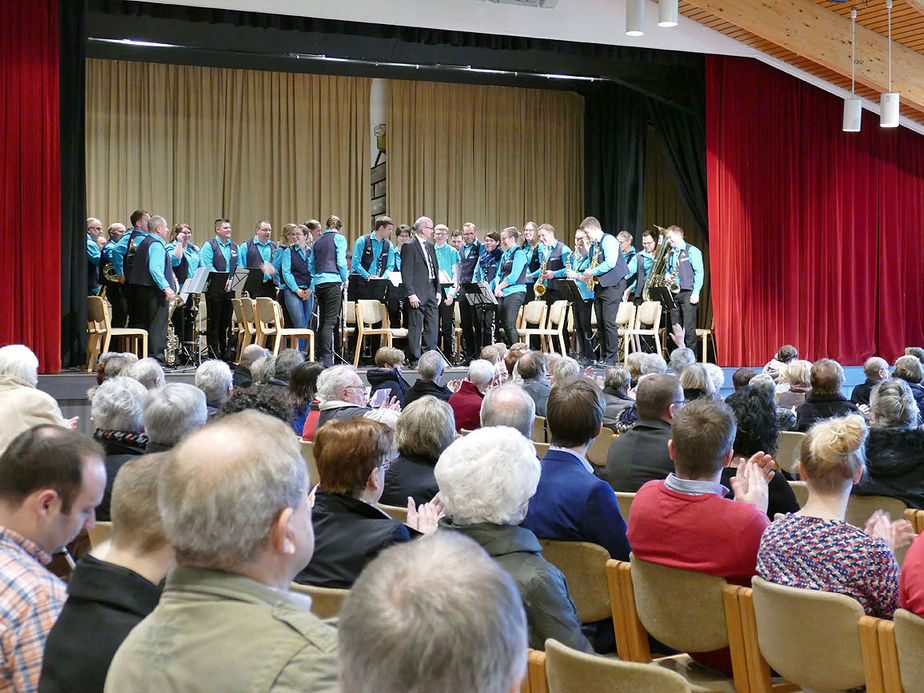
[386,80,583,243]
[86,59,370,247]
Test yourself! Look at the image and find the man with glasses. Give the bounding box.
[401,216,441,367]
[605,373,684,492]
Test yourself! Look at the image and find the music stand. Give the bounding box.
[204,271,229,294]
[230,267,249,296]
[647,286,677,354]
[462,282,497,307]
[557,279,584,305]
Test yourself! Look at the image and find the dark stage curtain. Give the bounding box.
[0,0,62,372]
[60,0,88,369]
[707,56,924,366]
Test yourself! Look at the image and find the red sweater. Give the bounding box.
[448,381,484,432]
[900,532,924,618]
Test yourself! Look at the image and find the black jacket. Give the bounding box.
[854,427,924,509]
[795,392,860,432]
[601,388,633,431]
[401,379,451,408]
[232,362,253,389]
[380,453,440,507]
[605,418,673,492]
[366,368,408,402]
[850,378,879,407]
[93,433,147,521]
[295,492,412,588]
[39,555,162,693]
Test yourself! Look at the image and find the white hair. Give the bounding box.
[467,359,496,390]
[395,396,456,459]
[317,365,360,403]
[91,376,148,432]
[640,353,668,375]
[870,379,919,429]
[121,357,165,390]
[704,362,726,391]
[0,344,39,385]
[143,383,208,447]
[480,384,535,437]
[418,350,445,381]
[669,347,696,375]
[435,426,540,526]
[195,359,233,403]
[552,357,580,382]
[748,373,777,398]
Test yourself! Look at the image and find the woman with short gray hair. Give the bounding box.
[893,354,924,413]
[855,379,924,508]
[143,383,208,452]
[380,396,456,507]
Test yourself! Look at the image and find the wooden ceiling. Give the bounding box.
[677,0,924,127]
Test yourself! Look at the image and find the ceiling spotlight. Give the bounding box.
[658,0,678,27]
[626,0,645,36]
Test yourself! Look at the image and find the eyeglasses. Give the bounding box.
[672,399,686,407]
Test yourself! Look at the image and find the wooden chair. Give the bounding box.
[877,608,924,693]
[262,299,314,359]
[787,480,809,507]
[695,322,716,363]
[299,440,319,488]
[87,296,147,370]
[354,299,392,367]
[544,638,691,693]
[614,302,637,363]
[774,431,804,476]
[905,507,924,533]
[245,297,271,348]
[526,300,570,354]
[521,649,548,693]
[519,300,550,351]
[585,431,616,468]
[453,301,463,360]
[607,557,749,692]
[531,415,547,443]
[534,441,550,457]
[87,521,113,549]
[615,492,634,523]
[288,582,349,619]
[232,296,256,355]
[624,301,663,359]
[230,297,244,359]
[538,540,611,625]
[376,503,408,523]
[846,494,910,563]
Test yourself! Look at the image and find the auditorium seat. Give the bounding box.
[537,540,611,625]
[288,582,349,619]
[876,608,924,693]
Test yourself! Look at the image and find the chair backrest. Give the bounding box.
[376,503,408,523]
[288,582,350,619]
[531,415,547,443]
[87,295,110,329]
[544,638,690,693]
[547,300,569,327]
[522,300,548,327]
[750,575,866,691]
[299,440,320,488]
[585,432,615,468]
[629,554,730,652]
[538,540,611,623]
[345,300,356,326]
[269,299,287,330]
[87,521,113,549]
[615,492,634,522]
[907,507,924,534]
[895,608,924,691]
[614,301,636,327]
[240,297,256,323]
[637,301,661,326]
[787,480,809,507]
[845,494,908,529]
[775,430,804,475]
[534,441,550,457]
[231,297,243,323]
[356,299,384,328]
[255,297,278,332]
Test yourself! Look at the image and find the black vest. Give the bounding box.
[360,234,391,276]
[243,239,277,269]
[672,245,695,290]
[87,236,100,293]
[312,232,340,275]
[593,235,629,289]
[128,235,175,290]
[123,229,145,280]
[526,244,542,277]
[479,248,502,283]
[172,244,199,285]
[288,246,311,288]
[544,242,565,291]
[208,237,238,274]
[459,240,482,283]
[500,249,527,286]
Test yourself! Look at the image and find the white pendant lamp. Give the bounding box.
[658,0,679,28]
[880,0,900,128]
[843,8,861,132]
[626,0,645,36]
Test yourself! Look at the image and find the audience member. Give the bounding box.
[762,344,798,382]
[627,397,771,675]
[366,347,409,402]
[732,367,758,392]
[601,365,633,431]
[904,346,924,365]
[290,362,324,436]
[435,427,591,653]
[704,362,726,393]
[625,352,644,388]
[757,415,912,618]
[680,362,716,401]
[337,532,527,693]
[0,426,106,691]
[854,379,924,508]
[900,533,924,617]
[480,384,536,438]
[795,359,859,431]
[380,396,456,507]
[749,373,797,431]
[504,343,529,378]
[669,347,696,377]
[194,359,233,418]
[270,349,305,387]
[105,411,338,691]
[777,359,812,409]
[550,356,580,383]
[233,344,267,389]
[850,356,889,408]
[39,454,174,693]
[251,354,275,385]
[723,388,800,519]
[120,357,166,390]
[517,351,550,417]
[217,384,294,424]
[142,383,208,453]
[102,352,138,381]
[892,354,924,413]
[90,377,148,521]
[0,344,73,455]
[640,352,667,376]
[448,359,495,432]
[402,350,451,407]
[606,373,682,492]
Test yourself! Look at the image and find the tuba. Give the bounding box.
[642,226,680,301]
[534,248,548,297]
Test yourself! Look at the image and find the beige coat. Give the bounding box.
[0,375,67,455]
[105,566,338,692]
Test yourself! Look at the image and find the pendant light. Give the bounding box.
[880,0,900,128]
[843,8,862,131]
[658,0,679,28]
[626,0,645,36]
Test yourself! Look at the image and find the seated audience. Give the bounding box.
[606,373,682,492]
[105,411,338,691]
[680,362,716,401]
[290,362,323,436]
[749,373,797,431]
[704,362,726,393]
[762,344,798,382]
[723,387,800,519]
[102,352,138,380]
[194,359,234,418]
[250,354,275,385]
[380,396,456,507]
[504,343,529,379]
[310,366,399,439]
[892,354,924,414]
[757,415,912,618]
[142,383,208,453]
[295,419,425,589]
[850,356,889,408]
[640,352,668,376]
[121,357,165,390]
[551,356,580,384]
[0,426,106,691]
[776,359,812,409]
[854,379,924,508]
[732,367,759,392]
[901,532,924,617]
[366,347,409,403]
[233,344,267,389]
[601,365,634,432]
[627,397,771,675]
[517,351,550,417]
[795,359,860,431]
[268,349,304,388]
[39,454,174,693]
[625,352,644,388]
[669,347,696,377]
[337,532,528,693]
[905,346,924,365]
[402,350,451,407]
[90,376,148,521]
[0,344,73,455]
[448,359,495,432]
[435,427,591,653]
[480,383,536,438]
[218,384,294,424]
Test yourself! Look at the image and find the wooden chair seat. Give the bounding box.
[87,295,147,370]
[288,582,349,619]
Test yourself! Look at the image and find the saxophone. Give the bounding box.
[165,296,182,367]
[534,247,549,297]
[642,228,681,301]
[587,242,600,290]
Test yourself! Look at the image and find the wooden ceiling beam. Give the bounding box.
[903,0,924,20]
[680,0,924,114]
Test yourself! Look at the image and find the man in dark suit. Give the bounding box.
[605,373,683,492]
[401,216,441,365]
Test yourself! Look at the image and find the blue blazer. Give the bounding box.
[521,448,630,560]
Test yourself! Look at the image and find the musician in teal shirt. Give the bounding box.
[491,227,528,346]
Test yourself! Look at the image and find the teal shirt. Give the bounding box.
[490,247,528,296]
[434,243,461,297]
[282,245,312,292]
[104,227,147,275]
[350,234,395,279]
[200,237,238,272]
[526,241,572,281]
[307,230,348,284]
[667,240,705,294]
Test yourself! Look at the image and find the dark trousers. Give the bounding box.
[459,295,479,360]
[438,298,456,360]
[593,280,626,363]
[572,298,595,360]
[205,290,234,359]
[670,289,699,350]
[498,292,526,346]
[104,283,129,328]
[474,305,497,349]
[170,299,196,345]
[407,295,439,361]
[134,285,168,362]
[315,282,343,367]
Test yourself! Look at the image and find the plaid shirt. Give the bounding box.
[0,527,66,692]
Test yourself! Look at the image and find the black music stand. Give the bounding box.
[204,271,229,294]
[647,286,677,354]
[462,282,497,307]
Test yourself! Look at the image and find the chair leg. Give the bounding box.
[141,333,148,359]
[272,334,282,356]
[353,332,363,367]
[308,333,315,362]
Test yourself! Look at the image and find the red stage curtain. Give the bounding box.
[706,56,924,366]
[0,0,61,372]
